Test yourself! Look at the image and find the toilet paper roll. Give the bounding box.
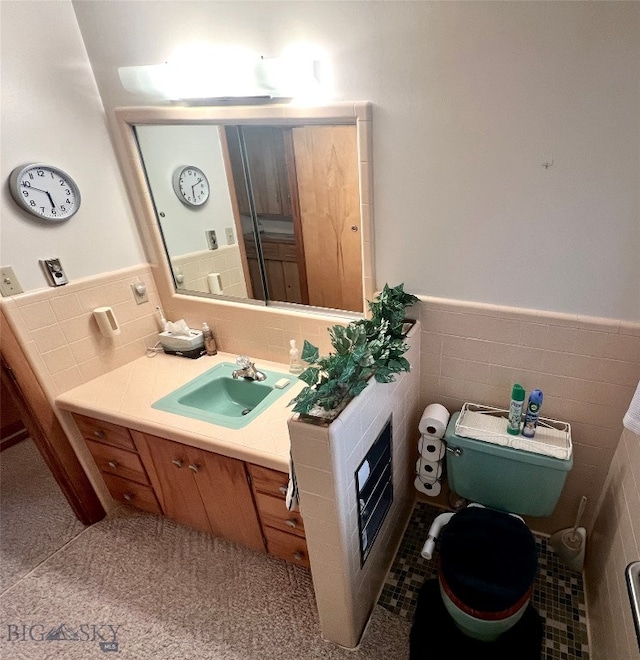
[418,436,445,461]
[418,403,450,437]
[207,273,223,295]
[414,475,442,497]
[415,458,443,481]
[93,306,120,338]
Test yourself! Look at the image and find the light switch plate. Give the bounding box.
[225,227,235,245]
[0,266,24,296]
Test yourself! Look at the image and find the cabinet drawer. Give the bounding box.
[255,492,305,538]
[102,473,162,515]
[73,413,136,451]
[86,439,149,485]
[247,464,289,499]
[264,527,310,568]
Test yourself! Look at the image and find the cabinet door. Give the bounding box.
[135,433,211,534]
[190,447,264,553]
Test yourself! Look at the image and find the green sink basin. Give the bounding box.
[152,362,296,429]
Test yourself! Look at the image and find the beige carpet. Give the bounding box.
[0,439,86,593]
[0,507,410,659]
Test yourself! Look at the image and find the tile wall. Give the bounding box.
[171,245,248,299]
[416,296,640,534]
[586,427,640,659]
[3,262,639,547]
[0,265,162,399]
[288,322,421,648]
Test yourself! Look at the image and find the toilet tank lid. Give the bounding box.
[452,405,572,462]
[446,413,573,472]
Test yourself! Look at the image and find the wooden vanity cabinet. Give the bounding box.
[132,431,264,554]
[247,464,310,568]
[73,413,308,566]
[72,413,161,515]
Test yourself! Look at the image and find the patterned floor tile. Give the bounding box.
[379,501,589,659]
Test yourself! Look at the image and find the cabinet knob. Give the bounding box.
[172,459,184,468]
[285,519,298,529]
[123,493,133,502]
[107,461,118,469]
[93,430,106,439]
[293,551,304,561]
[278,486,288,495]
[188,464,200,473]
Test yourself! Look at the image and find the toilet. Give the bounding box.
[421,410,573,643]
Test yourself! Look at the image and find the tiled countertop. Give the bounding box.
[56,351,305,473]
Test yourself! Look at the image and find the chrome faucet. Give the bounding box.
[232,355,266,382]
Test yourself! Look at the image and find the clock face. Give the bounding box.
[9,164,81,221]
[173,166,210,207]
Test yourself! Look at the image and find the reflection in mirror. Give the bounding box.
[121,104,372,316]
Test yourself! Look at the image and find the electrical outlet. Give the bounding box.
[225,227,235,245]
[0,266,24,296]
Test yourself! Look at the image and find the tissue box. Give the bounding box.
[159,329,205,358]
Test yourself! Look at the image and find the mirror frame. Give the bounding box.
[113,102,375,318]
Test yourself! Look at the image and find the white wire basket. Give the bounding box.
[454,402,572,461]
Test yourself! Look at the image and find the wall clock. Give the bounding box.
[172,165,210,207]
[9,163,81,221]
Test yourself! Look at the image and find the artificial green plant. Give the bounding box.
[290,283,418,417]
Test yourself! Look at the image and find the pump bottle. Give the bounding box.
[202,322,217,356]
[289,339,303,374]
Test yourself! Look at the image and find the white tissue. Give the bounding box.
[164,319,192,337]
[623,380,640,435]
[418,403,450,437]
[357,460,371,487]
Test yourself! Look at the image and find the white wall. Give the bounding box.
[0,1,145,293]
[72,0,640,321]
[135,125,236,256]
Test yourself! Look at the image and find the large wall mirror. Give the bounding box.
[114,104,374,316]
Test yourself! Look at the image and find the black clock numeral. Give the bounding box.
[30,200,36,207]
[37,169,45,177]
[51,209,57,215]
[60,206,66,213]
[40,207,45,213]
[22,190,29,197]
[50,171,55,179]
[66,198,71,204]
[65,189,71,195]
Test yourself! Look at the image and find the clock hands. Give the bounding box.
[191,178,203,198]
[22,183,55,209]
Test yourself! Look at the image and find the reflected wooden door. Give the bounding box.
[292,125,363,313]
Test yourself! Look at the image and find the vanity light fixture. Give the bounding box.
[118,50,323,102]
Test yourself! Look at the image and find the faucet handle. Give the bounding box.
[236,355,252,368]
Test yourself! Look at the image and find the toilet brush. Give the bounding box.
[549,496,587,572]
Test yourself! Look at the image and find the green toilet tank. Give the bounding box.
[444,412,573,517]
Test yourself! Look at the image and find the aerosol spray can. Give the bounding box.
[507,384,525,435]
[522,389,543,438]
